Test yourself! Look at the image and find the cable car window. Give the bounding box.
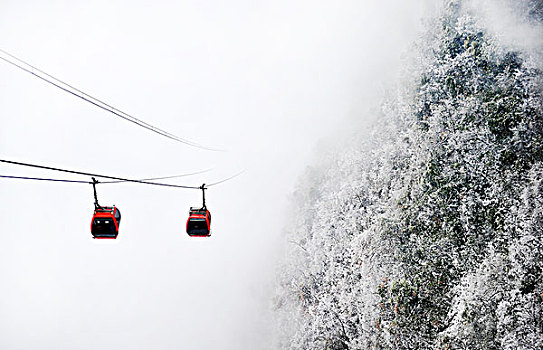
[187,218,209,235]
[115,208,121,225]
[92,218,117,235]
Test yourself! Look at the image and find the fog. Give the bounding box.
[467,0,543,64]
[0,1,435,349]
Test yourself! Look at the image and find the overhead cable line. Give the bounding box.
[0,159,242,189]
[99,168,212,184]
[0,159,199,189]
[0,174,89,184]
[0,49,223,152]
[207,170,245,187]
[0,168,212,185]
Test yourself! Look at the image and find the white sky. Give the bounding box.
[0,1,435,349]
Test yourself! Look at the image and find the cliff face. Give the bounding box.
[276,1,543,349]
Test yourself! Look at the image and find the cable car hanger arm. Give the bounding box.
[200,183,207,209]
[92,177,100,208]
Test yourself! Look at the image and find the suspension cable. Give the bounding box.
[0,159,243,189]
[99,168,212,184]
[207,170,245,187]
[0,174,89,184]
[0,49,224,152]
[0,159,199,189]
[0,169,211,185]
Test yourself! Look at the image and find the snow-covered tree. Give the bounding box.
[275,1,543,349]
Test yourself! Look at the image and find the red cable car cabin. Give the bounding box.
[186,207,211,237]
[91,206,121,239]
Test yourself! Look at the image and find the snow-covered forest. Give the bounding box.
[275,0,543,349]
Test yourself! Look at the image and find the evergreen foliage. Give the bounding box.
[276,1,543,349]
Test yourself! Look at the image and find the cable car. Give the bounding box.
[186,184,212,237]
[90,177,121,239]
[186,207,211,237]
[91,206,121,239]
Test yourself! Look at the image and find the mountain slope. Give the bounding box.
[276,1,543,349]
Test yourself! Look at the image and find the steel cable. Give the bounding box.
[0,49,223,152]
